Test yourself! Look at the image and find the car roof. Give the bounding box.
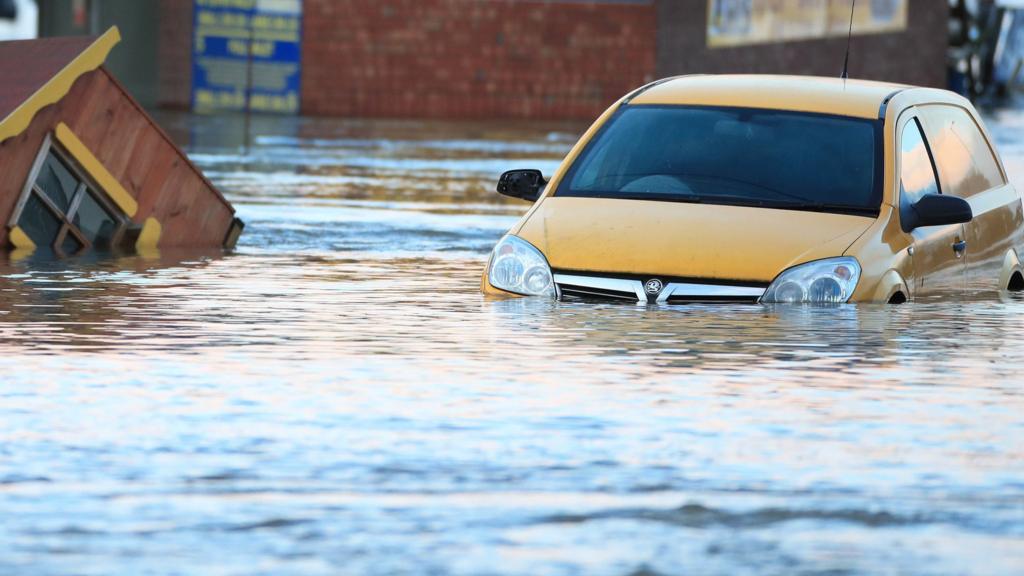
[629,75,915,119]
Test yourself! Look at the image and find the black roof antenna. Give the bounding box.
[841,0,856,80]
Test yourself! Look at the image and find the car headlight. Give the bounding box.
[487,235,555,297]
[761,257,861,304]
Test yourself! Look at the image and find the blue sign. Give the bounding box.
[192,0,302,114]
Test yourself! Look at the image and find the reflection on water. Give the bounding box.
[0,111,1023,575]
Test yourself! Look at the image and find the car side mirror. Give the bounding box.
[906,193,973,230]
[497,169,547,202]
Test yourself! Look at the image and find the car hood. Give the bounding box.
[514,197,876,283]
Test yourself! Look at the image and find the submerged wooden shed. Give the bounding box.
[0,27,242,257]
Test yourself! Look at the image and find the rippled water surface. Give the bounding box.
[1,110,1023,575]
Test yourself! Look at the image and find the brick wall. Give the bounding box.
[301,0,657,120]
[156,0,950,120]
[157,0,193,110]
[657,0,949,89]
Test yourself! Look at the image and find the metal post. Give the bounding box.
[1014,58,1024,95]
[243,11,255,154]
[89,0,100,35]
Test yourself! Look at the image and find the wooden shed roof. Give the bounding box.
[0,27,120,145]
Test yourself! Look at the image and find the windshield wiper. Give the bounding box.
[673,173,817,204]
[645,194,764,206]
[659,196,876,216]
[777,202,878,216]
[657,194,704,204]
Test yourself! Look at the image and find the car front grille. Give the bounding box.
[553,272,767,304]
[558,284,641,301]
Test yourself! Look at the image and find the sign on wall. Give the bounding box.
[707,0,908,48]
[192,0,302,114]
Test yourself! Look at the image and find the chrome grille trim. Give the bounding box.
[553,273,767,303]
[657,283,766,303]
[553,274,647,302]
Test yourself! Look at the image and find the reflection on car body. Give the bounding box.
[482,75,1024,304]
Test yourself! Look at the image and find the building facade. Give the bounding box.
[658,0,948,91]
[47,0,951,120]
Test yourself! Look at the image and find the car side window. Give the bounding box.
[900,118,940,231]
[918,104,1006,198]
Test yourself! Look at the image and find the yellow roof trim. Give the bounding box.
[8,226,36,261]
[8,226,36,250]
[54,122,139,217]
[0,26,121,145]
[135,217,162,251]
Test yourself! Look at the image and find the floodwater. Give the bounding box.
[1,107,1024,576]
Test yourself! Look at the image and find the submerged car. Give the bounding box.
[481,75,1024,304]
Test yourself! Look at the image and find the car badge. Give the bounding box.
[644,279,664,296]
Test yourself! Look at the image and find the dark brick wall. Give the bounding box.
[656,0,949,89]
[157,0,193,110]
[302,0,657,120]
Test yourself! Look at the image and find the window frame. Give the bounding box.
[899,115,944,191]
[897,111,954,233]
[956,104,1009,186]
[917,103,1009,198]
[8,134,130,255]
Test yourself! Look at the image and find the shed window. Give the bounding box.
[10,139,127,255]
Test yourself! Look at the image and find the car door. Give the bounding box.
[917,104,1022,294]
[898,113,967,297]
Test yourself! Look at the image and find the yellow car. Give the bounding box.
[482,75,1024,304]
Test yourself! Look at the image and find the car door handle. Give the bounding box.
[953,240,968,255]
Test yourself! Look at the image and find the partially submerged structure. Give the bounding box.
[0,27,242,257]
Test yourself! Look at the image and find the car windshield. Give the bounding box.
[557,105,882,215]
